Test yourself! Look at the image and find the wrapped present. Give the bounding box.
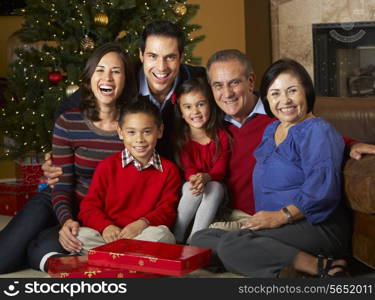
[0,180,38,216]
[88,239,211,276]
[16,156,43,185]
[48,256,164,278]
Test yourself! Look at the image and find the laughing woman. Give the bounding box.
[191,58,351,278]
[25,42,137,271]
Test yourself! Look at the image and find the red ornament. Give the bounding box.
[48,71,63,85]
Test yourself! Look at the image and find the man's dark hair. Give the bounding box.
[139,20,185,55]
[118,95,163,127]
[259,58,315,118]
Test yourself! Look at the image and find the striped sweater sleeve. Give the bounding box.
[52,114,75,225]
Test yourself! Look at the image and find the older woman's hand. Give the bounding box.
[241,211,286,231]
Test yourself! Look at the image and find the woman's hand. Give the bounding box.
[42,152,63,188]
[58,219,82,252]
[102,225,121,243]
[241,211,286,231]
[119,219,148,239]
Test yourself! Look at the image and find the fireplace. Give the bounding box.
[313,22,375,97]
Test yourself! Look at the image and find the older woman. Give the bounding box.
[191,58,351,278]
[0,42,137,273]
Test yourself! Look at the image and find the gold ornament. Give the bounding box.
[81,36,95,51]
[94,12,109,26]
[115,30,129,40]
[66,84,79,97]
[173,3,187,16]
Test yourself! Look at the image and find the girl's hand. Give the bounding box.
[59,219,82,252]
[189,173,211,195]
[119,219,148,239]
[102,225,121,243]
[189,175,203,195]
[240,211,285,231]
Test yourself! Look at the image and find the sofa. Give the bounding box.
[314,96,375,269]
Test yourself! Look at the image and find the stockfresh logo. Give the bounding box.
[3,281,20,297]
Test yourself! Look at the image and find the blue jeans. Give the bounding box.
[0,187,57,273]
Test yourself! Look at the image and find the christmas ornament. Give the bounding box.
[48,71,63,85]
[66,84,79,97]
[116,30,129,40]
[173,3,187,16]
[81,36,95,51]
[94,12,109,26]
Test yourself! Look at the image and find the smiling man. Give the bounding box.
[136,21,206,159]
[206,49,274,216]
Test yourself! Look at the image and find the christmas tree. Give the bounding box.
[0,0,204,159]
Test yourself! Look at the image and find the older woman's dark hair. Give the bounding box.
[80,42,137,121]
[173,77,224,168]
[259,58,315,118]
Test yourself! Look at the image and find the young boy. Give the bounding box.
[76,96,181,252]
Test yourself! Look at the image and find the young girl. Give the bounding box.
[172,77,230,244]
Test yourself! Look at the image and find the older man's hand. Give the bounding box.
[350,142,375,160]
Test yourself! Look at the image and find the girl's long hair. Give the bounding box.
[173,77,225,169]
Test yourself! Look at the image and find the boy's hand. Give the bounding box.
[59,219,82,253]
[42,152,63,188]
[102,225,121,243]
[119,219,148,239]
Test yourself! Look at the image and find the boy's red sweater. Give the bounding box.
[78,152,181,233]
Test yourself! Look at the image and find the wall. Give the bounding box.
[0,16,23,77]
[189,0,246,65]
[0,16,23,179]
[245,0,272,87]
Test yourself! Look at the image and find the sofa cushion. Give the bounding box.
[344,155,375,214]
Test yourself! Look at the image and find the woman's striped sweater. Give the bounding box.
[52,108,124,225]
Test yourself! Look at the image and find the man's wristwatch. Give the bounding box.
[282,206,294,224]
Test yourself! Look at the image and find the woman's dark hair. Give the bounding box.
[173,77,224,168]
[118,95,162,128]
[139,20,185,56]
[259,58,315,118]
[80,42,137,121]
